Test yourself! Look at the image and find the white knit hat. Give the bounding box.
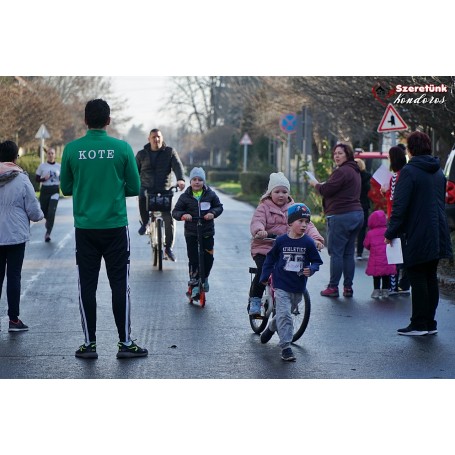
[261,172,290,199]
[189,167,206,182]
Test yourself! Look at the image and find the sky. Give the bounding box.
[110,76,172,134]
[4,1,452,452]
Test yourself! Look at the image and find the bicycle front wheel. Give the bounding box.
[157,218,163,271]
[150,221,158,267]
[292,288,311,342]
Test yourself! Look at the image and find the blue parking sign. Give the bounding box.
[279,113,297,134]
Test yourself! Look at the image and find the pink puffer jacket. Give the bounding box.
[250,197,324,257]
[363,210,396,276]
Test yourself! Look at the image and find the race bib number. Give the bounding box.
[284,261,301,272]
[200,202,211,210]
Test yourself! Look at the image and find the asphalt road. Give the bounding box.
[1,191,455,380]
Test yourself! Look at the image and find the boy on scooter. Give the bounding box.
[172,167,223,299]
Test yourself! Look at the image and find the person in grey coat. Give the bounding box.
[385,131,452,336]
[0,141,44,332]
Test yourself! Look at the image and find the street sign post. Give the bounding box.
[239,133,253,172]
[279,113,297,180]
[377,104,408,151]
[35,124,51,163]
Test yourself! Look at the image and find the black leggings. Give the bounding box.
[249,254,266,299]
[39,185,59,234]
[373,275,391,289]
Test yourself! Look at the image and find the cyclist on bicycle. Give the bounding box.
[249,172,324,316]
[259,203,323,361]
[172,167,223,298]
[136,128,185,261]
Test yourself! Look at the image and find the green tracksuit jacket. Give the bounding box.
[60,129,140,229]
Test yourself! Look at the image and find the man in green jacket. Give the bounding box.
[61,98,148,359]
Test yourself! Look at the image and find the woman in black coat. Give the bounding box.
[385,131,452,336]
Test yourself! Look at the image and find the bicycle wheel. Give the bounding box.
[150,222,158,267]
[248,299,269,334]
[292,288,311,342]
[157,218,163,271]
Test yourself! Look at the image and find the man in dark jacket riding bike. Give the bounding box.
[135,128,185,261]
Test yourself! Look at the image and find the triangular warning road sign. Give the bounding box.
[377,104,408,133]
[35,124,51,139]
[239,133,252,145]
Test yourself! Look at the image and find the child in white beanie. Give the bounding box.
[249,172,324,316]
[172,167,223,299]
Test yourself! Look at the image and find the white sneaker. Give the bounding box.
[381,289,389,298]
[371,289,381,299]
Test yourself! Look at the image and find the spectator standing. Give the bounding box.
[309,143,363,298]
[381,145,410,294]
[35,147,61,242]
[0,140,43,332]
[135,129,185,261]
[60,99,148,358]
[384,131,452,336]
[363,210,396,298]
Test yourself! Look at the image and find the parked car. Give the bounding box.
[354,149,389,211]
[444,145,455,231]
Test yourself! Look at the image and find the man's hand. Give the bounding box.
[177,180,185,191]
[315,241,324,251]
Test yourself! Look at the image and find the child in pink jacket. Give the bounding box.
[248,172,324,316]
[363,210,396,299]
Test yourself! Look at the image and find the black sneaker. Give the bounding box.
[8,319,29,332]
[397,325,428,336]
[398,287,411,295]
[116,340,148,358]
[281,347,296,361]
[75,342,98,359]
[260,326,275,344]
[165,247,176,262]
[138,224,146,235]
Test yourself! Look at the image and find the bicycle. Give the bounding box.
[247,235,312,342]
[145,186,179,271]
[186,216,207,308]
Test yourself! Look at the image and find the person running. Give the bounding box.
[135,129,185,261]
[249,172,324,316]
[60,98,148,359]
[259,203,323,361]
[35,147,61,242]
[0,140,44,332]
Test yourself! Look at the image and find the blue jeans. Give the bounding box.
[326,211,363,288]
